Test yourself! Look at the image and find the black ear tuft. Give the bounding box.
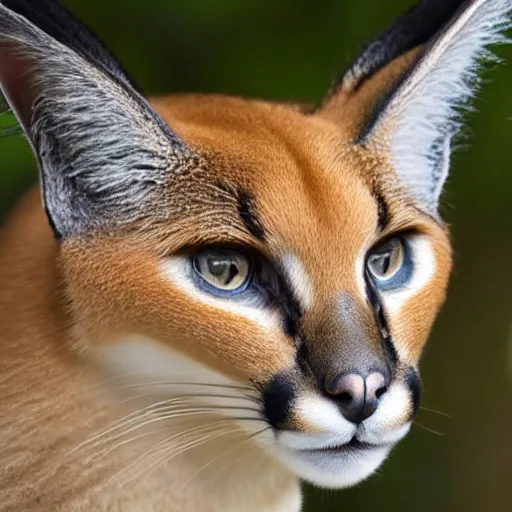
[335,0,465,93]
[1,0,139,91]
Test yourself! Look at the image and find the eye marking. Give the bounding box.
[160,256,279,330]
[366,237,412,291]
[162,247,304,338]
[362,234,436,363]
[193,248,251,295]
[374,235,437,316]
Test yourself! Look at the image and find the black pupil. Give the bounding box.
[376,253,391,275]
[207,257,239,285]
[371,251,391,277]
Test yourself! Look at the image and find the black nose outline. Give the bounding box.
[324,370,390,424]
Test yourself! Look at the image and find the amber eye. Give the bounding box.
[367,238,406,284]
[193,249,251,293]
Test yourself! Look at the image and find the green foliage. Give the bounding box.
[0,95,20,138]
[0,114,21,139]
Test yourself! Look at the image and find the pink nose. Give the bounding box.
[324,371,389,424]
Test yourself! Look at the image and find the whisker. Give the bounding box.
[112,422,234,485]
[92,408,260,454]
[413,421,445,437]
[80,374,257,398]
[73,403,262,459]
[214,435,274,479]
[68,398,190,455]
[104,406,260,445]
[139,428,239,485]
[106,379,255,394]
[179,426,271,492]
[90,414,264,466]
[419,406,453,419]
[94,426,171,461]
[70,396,261,455]
[118,424,238,488]
[156,402,261,416]
[122,384,262,405]
[109,383,261,406]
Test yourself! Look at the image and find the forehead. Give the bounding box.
[151,95,381,258]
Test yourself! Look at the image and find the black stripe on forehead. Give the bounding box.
[212,182,266,242]
[213,183,302,336]
[236,189,266,242]
[372,185,391,232]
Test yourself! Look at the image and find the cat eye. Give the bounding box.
[193,248,251,293]
[367,237,411,290]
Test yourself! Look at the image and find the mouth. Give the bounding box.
[257,379,415,488]
[302,437,380,455]
[274,434,394,489]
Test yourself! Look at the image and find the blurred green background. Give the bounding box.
[1,1,511,510]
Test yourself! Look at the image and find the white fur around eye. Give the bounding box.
[160,256,279,331]
[280,253,314,309]
[380,236,436,315]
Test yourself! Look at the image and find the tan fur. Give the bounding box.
[0,189,301,512]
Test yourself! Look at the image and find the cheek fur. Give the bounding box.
[62,242,296,381]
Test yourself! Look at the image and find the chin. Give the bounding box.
[275,441,393,488]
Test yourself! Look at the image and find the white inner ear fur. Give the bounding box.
[160,256,280,331]
[380,235,436,316]
[366,0,512,214]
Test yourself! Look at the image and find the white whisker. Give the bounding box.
[82,407,260,458]
[70,395,261,456]
[179,426,271,492]
[117,424,239,488]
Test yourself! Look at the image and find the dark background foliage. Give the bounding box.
[1,1,511,510]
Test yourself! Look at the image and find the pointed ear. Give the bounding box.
[359,0,511,215]
[318,0,466,134]
[0,0,191,238]
[319,0,511,216]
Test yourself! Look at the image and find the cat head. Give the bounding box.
[0,0,509,488]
